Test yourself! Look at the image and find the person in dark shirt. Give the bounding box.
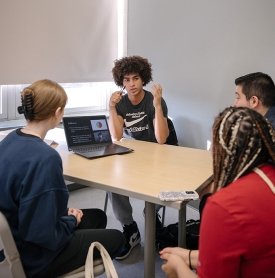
[234,72,275,128]
[0,79,124,277]
[108,55,170,260]
[198,72,275,246]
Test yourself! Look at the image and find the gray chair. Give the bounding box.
[0,212,26,278]
[0,211,104,278]
[165,118,179,146]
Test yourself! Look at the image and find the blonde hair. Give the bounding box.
[19,79,67,121]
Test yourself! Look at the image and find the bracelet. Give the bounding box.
[188,249,192,270]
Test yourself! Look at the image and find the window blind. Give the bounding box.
[0,0,119,84]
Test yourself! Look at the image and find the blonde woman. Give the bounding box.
[0,79,124,277]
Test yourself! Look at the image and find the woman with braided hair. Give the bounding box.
[160,106,275,278]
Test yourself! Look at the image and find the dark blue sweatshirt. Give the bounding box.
[0,129,77,277]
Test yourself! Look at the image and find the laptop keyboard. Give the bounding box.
[75,145,106,153]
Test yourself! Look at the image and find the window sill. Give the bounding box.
[0,110,110,131]
[0,119,25,130]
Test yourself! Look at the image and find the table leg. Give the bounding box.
[144,201,156,278]
[178,203,186,247]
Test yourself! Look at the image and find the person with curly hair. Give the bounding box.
[234,72,275,128]
[108,55,170,260]
[160,106,275,278]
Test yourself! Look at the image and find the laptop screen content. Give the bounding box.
[63,116,112,149]
[63,115,133,159]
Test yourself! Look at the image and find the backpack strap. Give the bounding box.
[253,167,275,194]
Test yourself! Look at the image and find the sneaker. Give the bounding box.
[115,221,141,260]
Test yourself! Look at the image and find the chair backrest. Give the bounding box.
[0,211,26,278]
[165,118,179,146]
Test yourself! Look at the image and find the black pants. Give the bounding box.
[38,209,124,277]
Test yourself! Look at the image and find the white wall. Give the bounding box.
[127,0,275,148]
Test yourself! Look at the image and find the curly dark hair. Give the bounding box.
[212,106,275,192]
[112,55,153,87]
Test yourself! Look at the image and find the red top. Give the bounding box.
[198,164,275,278]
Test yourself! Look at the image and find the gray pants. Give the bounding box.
[108,192,162,227]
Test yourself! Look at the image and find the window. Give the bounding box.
[0,86,7,120]
[0,84,25,121]
[0,82,119,123]
[62,82,119,116]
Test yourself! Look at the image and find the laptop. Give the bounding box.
[62,115,133,159]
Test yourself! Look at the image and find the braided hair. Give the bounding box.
[212,106,275,192]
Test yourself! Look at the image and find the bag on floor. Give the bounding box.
[85,241,118,278]
[156,219,200,250]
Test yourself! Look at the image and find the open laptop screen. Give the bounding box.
[63,115,112,149]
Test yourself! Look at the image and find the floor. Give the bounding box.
[68,185,199,278]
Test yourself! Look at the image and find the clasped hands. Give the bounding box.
[160,247,198,278]
[68,207,83,225]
